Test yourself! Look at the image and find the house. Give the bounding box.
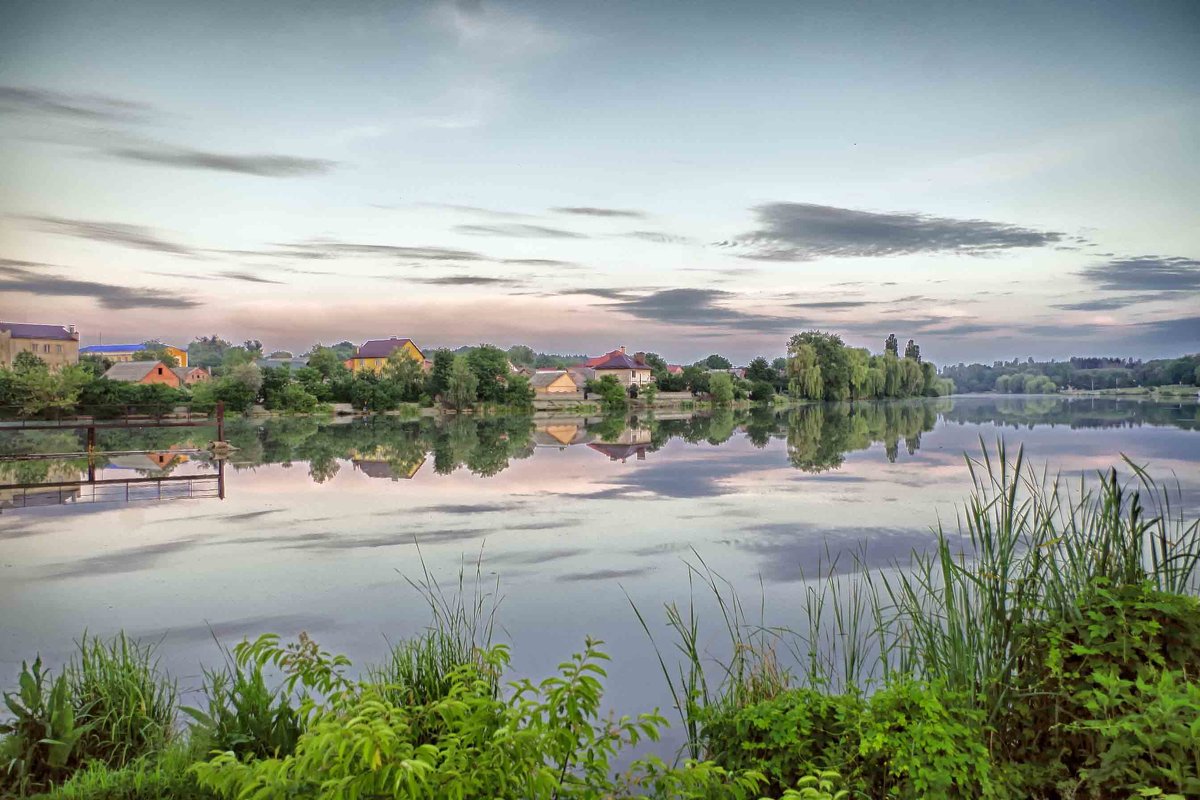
[102,360,183,388]
[530,370,582,395]
[666,364,684,375]
[587,442,648,462]
[80,342,188,367]
[582,346,654,388]
[345,337,424,373]
[171,366,211,386]
[0,322,80,369]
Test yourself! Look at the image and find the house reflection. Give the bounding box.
[533,422,595,448]
[350,447,427,480]
[587,442,647,462]
[106,450,190,476]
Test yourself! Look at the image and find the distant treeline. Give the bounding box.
[941,354,1200,394]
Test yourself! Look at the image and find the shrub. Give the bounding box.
[68,633,177,768]
[749,381,775,402]
[183,655,302,762]
[35,740,217,800]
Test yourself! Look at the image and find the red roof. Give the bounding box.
[580,348,625,368]
[353,338,421,359]
[1,322,78,341]
[666,364,684,374]
[592,351,645,370]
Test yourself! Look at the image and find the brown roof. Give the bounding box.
[0,322,78,341]
[592,351,646,370]
[103,361,166,382]
[530,370,579,388]
[353,338,421,359]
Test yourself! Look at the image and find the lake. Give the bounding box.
[2,395,1198,754]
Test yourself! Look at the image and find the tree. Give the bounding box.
[640,383,658,405]
[133,341,180,367]
[446,356,478,411]
[885,334,899,357]
[466,345,509,404]
[425,349,455,401]
[745,356,775,384]
[904,339,921,362]
[709,372,734,405]
[188,335,232,370]
[505,374,535,407]
[12,364,90,416]
[383,351,425,403]
[771,357,787,373]
[594,374,627,411]
[506,345,536,367]
[787,341,823,400]
[268,350,294,359]
[789,331,850,400]
[700,354,732,370]
[680,365,710,395]
[306,347,348,382]
[12,351,48,373]
[749,380,774,402]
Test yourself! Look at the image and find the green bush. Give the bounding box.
[182,656,302,762]
[67,633,177,769]
[33,740,217,800]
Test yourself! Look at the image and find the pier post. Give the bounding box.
[216,401,225,444]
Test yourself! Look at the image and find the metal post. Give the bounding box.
[216,401,225,444]
[217,457,226,500]
[86,425,96,455]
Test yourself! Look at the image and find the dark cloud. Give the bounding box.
[1078,255,1200,293]
[221,271,284,284]
[454,223,588,239]
[105,145,337,177]
[502,258,580,268]
[553,206,647,219]
[0,261,203,309]
[592,288,797,334]
[720,202,1064,261]
[418,203,536,219]
[410,275,525,286]
[0,85,154,122]
[27,215,199,256]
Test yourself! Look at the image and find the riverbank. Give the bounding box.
[3,444,1197,799]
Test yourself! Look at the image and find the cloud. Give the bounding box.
[1078,255,1200,293]
[0,85,154,122]
[620,230,693,245]
[580,287,797,334]
[419,203,536,219]
[431,0,566,59]
[502,258,580,268]
[105,145,338,177]
[26,215,199,256]
[270,241,487,262]
[0,260,203,310]
[221,270,284,284]
[554,206,647,219]
[1051,294,1170,311]
[721,202,1064,261]
[410,275,524,286]
[454,223,588,239]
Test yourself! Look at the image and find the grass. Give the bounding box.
[67,633,177,769]
[635,439,1200,758]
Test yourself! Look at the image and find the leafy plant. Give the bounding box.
[35,739,217,800]
[0,657,91,794]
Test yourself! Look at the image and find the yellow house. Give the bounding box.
[79,342,188,367]
[0,322,80,370]
[345,337,424,373]
[530,370,582,394]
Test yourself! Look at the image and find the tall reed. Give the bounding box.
[637,440,1200,757]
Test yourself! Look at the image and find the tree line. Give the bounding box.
[941,353,1200,394]
[785,331,953,401]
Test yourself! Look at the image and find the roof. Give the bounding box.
[1,322,77,341]
[587,443,647,461]
[103,361,167,381]
[353,338,422,359]
[592,352,647,370]
[667,365,684,374]
[530,370,578,388]
[580,349,625,368]
[170,366,207,380]
[80,343,151,353]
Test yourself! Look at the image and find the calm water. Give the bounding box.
[2,396,1198,751]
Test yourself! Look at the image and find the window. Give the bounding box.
[157,367,163,375]
[56,345,63,353]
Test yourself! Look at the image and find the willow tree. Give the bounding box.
[787,340,824,400]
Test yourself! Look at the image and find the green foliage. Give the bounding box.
[465,344,510,404]
[424,348,454,400]
[183,651,302,762]
[504,373,535,408]
[700,354,732,370]
[186,336,233,371]
[1,658,91,794]
[640,382,658,404]
[446,355,478,410]
[36,741,217,800]
[131,342,179,368]
[594,374,627,410]
[68,633,177,769]
[709,372,734,405]
[749,380,774,402]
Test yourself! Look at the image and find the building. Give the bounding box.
[530,370,583,394]
[0,322,80,369]
[102,360,183,388]
[666,364,684,375]
[584,347,654,388]
[345,337,424,373]
[79,343,188,367]
[171,366,211,386]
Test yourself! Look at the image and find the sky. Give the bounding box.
[0,0,1197,365]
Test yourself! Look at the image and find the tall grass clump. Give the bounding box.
[640,440,1200,797]
[67,632,177,769]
